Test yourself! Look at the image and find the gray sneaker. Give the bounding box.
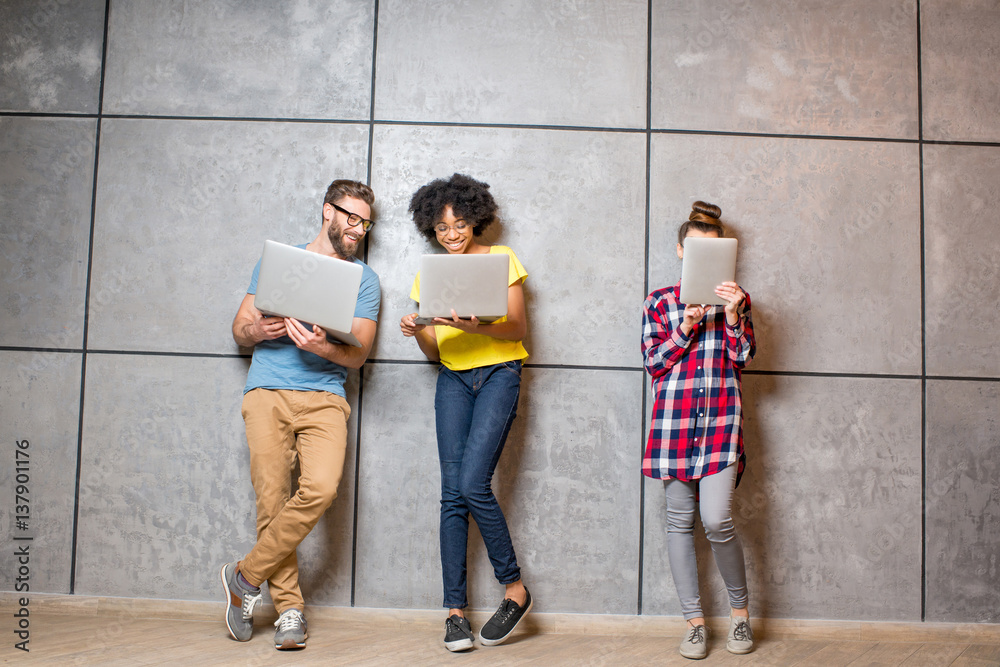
[727,614,754,654]
[679,624,709,659]
[220,562,262,641]
[274,608,307,650]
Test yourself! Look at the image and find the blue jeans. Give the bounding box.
[436,360,523,609]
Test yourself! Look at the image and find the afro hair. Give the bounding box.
[408,173,498,241]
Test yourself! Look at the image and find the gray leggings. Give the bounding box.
[664,464,748,620]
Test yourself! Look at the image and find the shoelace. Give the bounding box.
[242,590,263,620]
[275,609,304,631]
[447,618,472,638]
[732,620,751,641]
[493,599,518,624]
[687,625,706,644]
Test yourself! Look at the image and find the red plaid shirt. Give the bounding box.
[641,281,755,483]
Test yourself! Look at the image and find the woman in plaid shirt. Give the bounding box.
[641,201,756,659]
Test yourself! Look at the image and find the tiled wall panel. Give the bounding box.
[642,375,922,620]
[648,134,922,375]
[103,0,374,119]
[922,0,1000,142]
[368,125,647,368]
[924,144,1000,378]
[0,117,97,348]
[925,381,1000,623]
[355,364,643,614]
[0,0,105,114]
[88,119,369,355]
[0,351,82,594]
[651,0,919,138]
[75,354,253,599]
[375,0,647,127]
[75,353,361,606]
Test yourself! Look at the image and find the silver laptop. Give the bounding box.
[254,240,364,347]
[414,253,509,326]
[679,237,738,306]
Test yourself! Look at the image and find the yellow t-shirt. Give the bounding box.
[410,245,529,371]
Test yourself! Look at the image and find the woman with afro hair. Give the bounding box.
[400,173,532,653]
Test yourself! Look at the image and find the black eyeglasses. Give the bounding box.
[331,203,374,232]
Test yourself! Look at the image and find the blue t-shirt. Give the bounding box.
[243,245,380,397]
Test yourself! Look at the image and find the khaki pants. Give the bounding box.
[239,388,350,613]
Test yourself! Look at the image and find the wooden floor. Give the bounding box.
[3,597,999,666]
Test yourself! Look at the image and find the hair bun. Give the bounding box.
[690,201,721,220]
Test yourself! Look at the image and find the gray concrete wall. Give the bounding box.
[1,0,997,624]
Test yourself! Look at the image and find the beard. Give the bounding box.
[328,226,358,259]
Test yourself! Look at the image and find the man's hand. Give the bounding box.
[255,315,288,341]
[284,318,331,356]
[233,294,288,347]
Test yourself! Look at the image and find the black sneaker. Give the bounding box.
[479,588,532,646]
[444,614,474,652]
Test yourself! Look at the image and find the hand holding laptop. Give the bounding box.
[256,313,286,340]
[284,316,335,353]
[401,309,484,336]
[431,309,484,330]
[679,281,746,335]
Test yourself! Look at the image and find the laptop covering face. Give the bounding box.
[414,253,509,326]
[678,237,738,306]
[254,240,364,347]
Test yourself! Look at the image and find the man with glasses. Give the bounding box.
[221,179,379,650]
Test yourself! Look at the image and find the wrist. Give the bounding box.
[246,324,263,345]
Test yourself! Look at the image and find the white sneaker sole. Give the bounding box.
[480,596,533,647]
[444,636,474,652]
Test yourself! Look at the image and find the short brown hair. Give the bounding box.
[324,179,375,209]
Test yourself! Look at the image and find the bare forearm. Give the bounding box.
[415,329,440,362]
[473,318,526,342]
[316,340,370,369]
[233,320,261,347]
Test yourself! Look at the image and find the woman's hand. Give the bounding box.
[432,309,480,333]
[680,304,706,336]
[400,312,426,337]
[714,281,746,325]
